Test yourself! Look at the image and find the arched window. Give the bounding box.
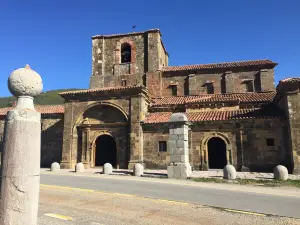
[121,43,131,63]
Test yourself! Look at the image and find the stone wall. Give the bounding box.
[61,98,131,169]
[142,118,288,172]
[146,71,162,97]
[157,37,168,68]
[41,115,64,167]
[142,124,169,169]
[90,30,167,89]
[156,67,275,97]
[0,119,5,159]
[0,115,64,168]
[277,92,300,173]
[60,88,149,169]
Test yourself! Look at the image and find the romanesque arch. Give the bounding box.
[71,102,129,169]
[200,132,232,170]
[72,102,129,132]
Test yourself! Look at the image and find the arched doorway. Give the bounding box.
[95,135,117,167]
[208,137,227,169]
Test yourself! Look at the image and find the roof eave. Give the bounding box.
[91,29,161,40]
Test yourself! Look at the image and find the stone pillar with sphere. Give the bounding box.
[167,113,192,179]
[0,65,43,225]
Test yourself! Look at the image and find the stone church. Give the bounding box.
[1,29,300,173]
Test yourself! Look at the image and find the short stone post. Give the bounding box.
[103,163,113,175]
[133,163,144,176]
[0,65,43,225]
[274,165,289,180]
[51,162,60,172]
[167,113,192,179]
[223,165,236,180]
[75,162,84,173]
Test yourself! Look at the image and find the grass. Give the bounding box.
[192,177,300,188]
[0,88,80,108]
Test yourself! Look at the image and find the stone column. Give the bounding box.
[128,94,146,169]
[0,65,43,225]
[167,113,192,179]
[82,125,91,169]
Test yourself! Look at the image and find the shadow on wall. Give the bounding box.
[41,117,64,168]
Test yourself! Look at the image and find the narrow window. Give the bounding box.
[266,138,275,146]
[206,83,214,94]
[171,86,178,96]
[158,141,167,152]
[245,80,254,92]
[254,74,261,92]
[221,74,226,93]
[121,79,127,86]
[184,78,189,95]
[121,43,131,63]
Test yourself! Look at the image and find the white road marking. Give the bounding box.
[224,209,266,216]
[44,213,73,221]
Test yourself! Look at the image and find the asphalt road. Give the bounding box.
[40,173,300,219]
[38,185,300,225]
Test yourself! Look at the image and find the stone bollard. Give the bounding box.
[133,163,144,176]
[223,165,236,180]
[103,163,113,175]
[167,113,192,179]
[75,162,84,173]
[0,65,43,225]
[274,165,288,181]
[51,162,60,172]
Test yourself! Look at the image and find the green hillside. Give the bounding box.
[0,89,80,108]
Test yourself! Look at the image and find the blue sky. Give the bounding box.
[0,0,299,97]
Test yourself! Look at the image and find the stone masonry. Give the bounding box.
[167,113,192,179]
[0,29,299,174]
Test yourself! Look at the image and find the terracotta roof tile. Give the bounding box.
[92,29,161,39]
[151,92,276,107]
[0,105,64,116]
[161,59,277,72]
[144,108,285,124]
[276,77,300,93]
[59,85,145,96]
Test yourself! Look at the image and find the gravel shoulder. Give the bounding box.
[38,185,300,225]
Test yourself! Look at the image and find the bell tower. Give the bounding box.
[89,29,168,89]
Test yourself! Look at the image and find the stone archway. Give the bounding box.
[207,137,227,169]
[200,133,232,170]
[73,103,129,169]
[94,134,117,167]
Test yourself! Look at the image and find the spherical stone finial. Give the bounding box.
[8,65,43,97]
[169,113,188,122]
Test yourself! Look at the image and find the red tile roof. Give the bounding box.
[161,59,277,72]
[276,77,300,93]
[59,85,146,96]
[151,92,276,107]
[92,29,161,39]
[144,108,285,124]
[0,105,64,116]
